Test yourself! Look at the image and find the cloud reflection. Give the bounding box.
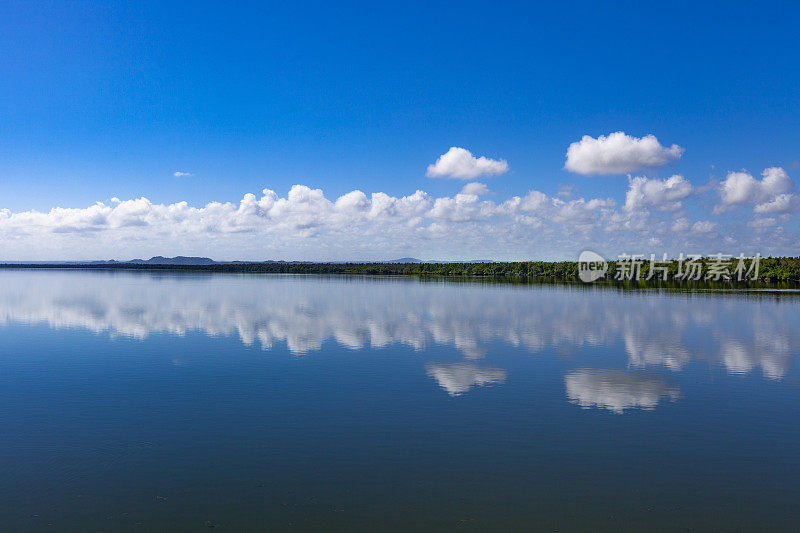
[565,369,681,414]
[0,271,798,385]
[425,363,507,396]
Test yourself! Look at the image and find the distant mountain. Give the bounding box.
[386,257,423,263]
[125,256,216,265]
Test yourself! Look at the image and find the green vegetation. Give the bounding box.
[2,256,800,284]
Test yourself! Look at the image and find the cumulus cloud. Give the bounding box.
[624,174,693,212]
[754,193,800,214]
[716,167,797,214]
[668,217,716,235]
[748,217,777,229]
[173,171,193,177]
[460,182,489,195]
[690,220,716,234]
[565,132,684,175]
[670,217,690,232]
[0,171,797,260]
[426,147,509,179]
[427,190,496,222]
[0,184,612,259]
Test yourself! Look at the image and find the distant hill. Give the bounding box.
[386,257,423,263]
[384,258,493,264]
[0,257,215,265]
[125,256,216,265]
[1,256,496,266]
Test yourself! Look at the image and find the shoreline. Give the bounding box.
[1,261,799,289]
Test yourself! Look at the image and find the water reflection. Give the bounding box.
[565,369,681,414]
[0,270,798,409]
[425,363,507,396]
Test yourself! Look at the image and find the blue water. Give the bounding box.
[1,270,799,531]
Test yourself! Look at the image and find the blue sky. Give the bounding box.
[1,1,799,260]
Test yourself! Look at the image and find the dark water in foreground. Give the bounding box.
[1,271,800,531]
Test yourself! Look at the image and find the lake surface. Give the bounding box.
[2,270,800,531]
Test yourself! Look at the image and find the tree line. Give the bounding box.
[3,256,800,283]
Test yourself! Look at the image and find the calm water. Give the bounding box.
[2,271,800,531]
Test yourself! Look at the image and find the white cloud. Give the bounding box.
[671,217,691,232]
[549,197,615,229]
[426,147,509,179]
[427,191,496,222]
[333,190,370,211]
[557,184,576,198]
[173,171,193,177]
[460,182,489,195]
[624,174,693,212]
[717,167,796,213]
[754,193,800,214]
[748,217,777,229]
[668,217,716,236]
[0,170,797,260]
[690,220,716,234]
[565,132,684,175]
